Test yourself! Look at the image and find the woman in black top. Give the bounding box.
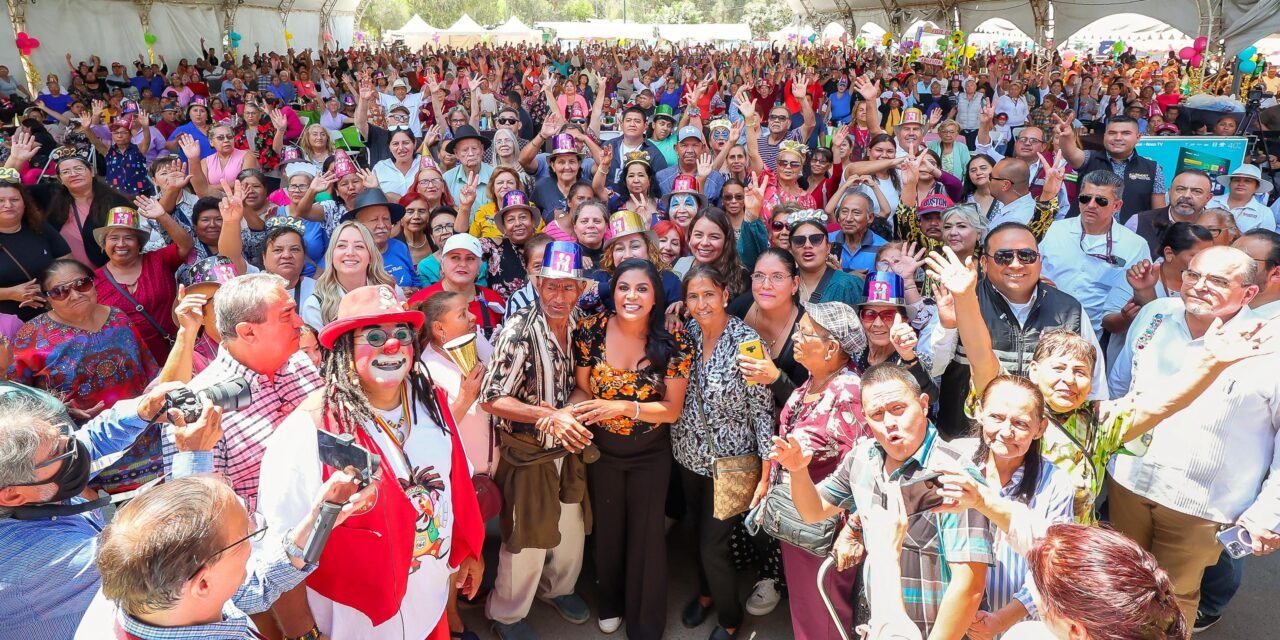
[0,172,71,321]
[729,248,808,410]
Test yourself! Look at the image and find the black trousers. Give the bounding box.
[680,465,745,630]
[589,427,671,640]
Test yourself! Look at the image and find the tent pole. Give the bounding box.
[4,0,38,96]
[220,0,240,57]
[320,0,340,49]
[132,0,155,64]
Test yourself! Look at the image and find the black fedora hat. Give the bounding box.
[444,124,491,154]
[340,187,406,225]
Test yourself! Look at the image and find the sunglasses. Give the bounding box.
[355,325,415,348]
[388,124,412,132]
[985,248,1040,266]
[670,194,697,208]
[790,232,826,247]
[496,117,518,125]
[569,118,588,125]
[1077,194,1110,207]
[777,159,803,169]
[859,308,897,324]
[768,114,790,122]
[722,193,744,201]
[211,134,234,141]
[769,219,788,231]
[8,436,76,483]
[45,276,93,301]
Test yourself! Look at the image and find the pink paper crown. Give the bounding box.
[333,150,356,179]
[502,190,529,208]
[419,154,439,171]
[280,145,302,162]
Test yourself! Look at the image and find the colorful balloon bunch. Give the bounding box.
[15,31,39,56]
[1178,36,1209,69]
[1238,46,1262,74]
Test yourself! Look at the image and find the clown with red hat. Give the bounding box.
[257,284,485,640]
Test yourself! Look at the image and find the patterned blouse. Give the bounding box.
[965,377,1147,525]
[104,144,151,196]
[775,369,870,483]
[234,120,281,172]
[9,306,160,494]
[573,313,695,436]
[480,236,528,302]
[671,317,776,477]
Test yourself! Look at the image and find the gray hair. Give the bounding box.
[837,189,874,213]
[942,202,988,235]
[0,391,72,518]
[1081,169,1125,201]
[214,273,288,340]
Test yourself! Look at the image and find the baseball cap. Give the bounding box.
[442,233,482,258]
[677,126,704,142]
[919,194,954,215]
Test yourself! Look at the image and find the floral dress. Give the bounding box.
[234,120,281,172]
[774,369,870,483]
[8,307,160,494]
[573,312,694,436]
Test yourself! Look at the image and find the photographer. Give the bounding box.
[0,381,223,640]
[81,472,373,640]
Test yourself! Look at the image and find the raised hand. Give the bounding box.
[890,241,927,280]
[8,130,39,165]
[459,171,479,210]
[696,152,714,179]
[790,72,809,99]
[309,169,336,194]
[1052,111,1074,141]
[597,144,614,172]
[978,104,994,127]
[1126,259,1160,291]
[1203,317,1278,365]
[268,108,288,129]
[924,246,978,297]
[423,124,443,149]
[889,312,919,359]
[178,133,202,160]
[744,171,767,216]
[1040,149,1068,201]
[356,165,379,189]
[934,282,957,329]
[133,194,168,220]
[218,179,245,224]
[768,434,813,472]
[852,74,879,103]
[174,286,208,334]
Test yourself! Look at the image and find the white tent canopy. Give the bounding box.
[1,0,364,87]
[440,14,489,48]
[491,16,542,45]
[385,14,439,50]
[534,20,748,44]
[782,0,1280,58]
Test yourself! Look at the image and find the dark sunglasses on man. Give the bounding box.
[985,248,1040,266]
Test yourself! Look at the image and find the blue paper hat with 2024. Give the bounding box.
[540,241,587,280]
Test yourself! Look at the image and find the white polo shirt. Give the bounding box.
[1109,298,1280,529]
[1209,194,1276,232]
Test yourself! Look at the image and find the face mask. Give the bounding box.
[8,436,93,508]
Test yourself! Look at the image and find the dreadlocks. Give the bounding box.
[319,331,450,436]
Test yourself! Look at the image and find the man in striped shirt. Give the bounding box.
[160,273,321,510]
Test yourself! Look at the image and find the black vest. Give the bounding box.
[936,279,1085,439]
[1070,152,1158,223]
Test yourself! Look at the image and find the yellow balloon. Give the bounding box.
[965,45,976,58]
[285,31,294,40]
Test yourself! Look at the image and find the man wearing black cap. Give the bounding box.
[443,124,495,220]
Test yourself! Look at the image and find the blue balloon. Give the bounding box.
[230,31,242,42]
[1241,60,1258,74]
[1239,46,1257,61]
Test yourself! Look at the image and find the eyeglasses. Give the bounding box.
[777,159,803,169]
[768,114,790,122]
[190,511,269,580]
[985,248,1040,266]
[1182,268,1234,290]
[790,232,826,247]
[58,165,90,177]
[355,325,416,348]
[286,182,309,191]
[418,178,444,187]
[988,175,1011,184]
[45,276,94,301]
[751,272,792,286]
[670,194,697,208]
[1077,194,1110,207]
[430,223,454,234]
[1015,136,1044,145]
[211,134,234,141]
[387,114,410,123]
[769,219,788,231]
[859,308,897,324]
[7,436,76,487]
[388,124,412,132]
[722,193,744,201]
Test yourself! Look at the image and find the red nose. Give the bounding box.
[381,337,401,355]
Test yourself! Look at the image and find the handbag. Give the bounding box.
[691,368,760,520]
[746,401,842,557]
[472,416,504,521]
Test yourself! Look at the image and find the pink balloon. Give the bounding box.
[16,31,27,39]
[28,38,38,49]
[18,47,30,56]
[1191,53,1203,68]
[1194,36,1208,52]
[1179,46,1195,60]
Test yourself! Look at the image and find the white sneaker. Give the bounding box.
[598,617,623,634]
[745,579,781,616]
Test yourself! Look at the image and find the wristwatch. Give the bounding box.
[288,625,322,640]
[284,529,318,572]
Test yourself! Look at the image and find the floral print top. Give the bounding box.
[775,369,869,483]
[574,313,694,436]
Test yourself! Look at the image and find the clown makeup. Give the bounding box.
[353,322,415,389]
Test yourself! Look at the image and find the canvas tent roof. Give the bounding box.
[783,0,1280,57]
[444,15,487,35]
[491,16,542,45]
[2,0,365,87]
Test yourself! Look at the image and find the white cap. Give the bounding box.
[391,78,410,90]
[442,233,482,258]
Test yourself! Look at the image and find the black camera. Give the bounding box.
[161,379,252,424]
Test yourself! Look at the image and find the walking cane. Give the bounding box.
[817,555,855,640]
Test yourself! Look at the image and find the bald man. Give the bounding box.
[986,157,1037,230]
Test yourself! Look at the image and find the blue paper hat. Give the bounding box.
[860,271,906,307]
[540,241,586,281]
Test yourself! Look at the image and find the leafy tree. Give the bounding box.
[362,0,412,36]
[564,0,597,21]
[743,0,790,36]
[649,0,702,23]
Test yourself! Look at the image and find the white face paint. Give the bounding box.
[353,323,415,389]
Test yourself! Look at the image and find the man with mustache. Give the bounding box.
[1126,169,1215,257]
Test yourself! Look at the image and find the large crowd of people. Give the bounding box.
[0,35,1277,640]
